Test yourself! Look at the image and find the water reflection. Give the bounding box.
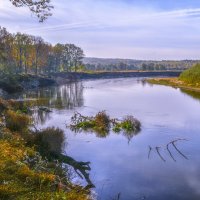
[19,81,84,110]
[33,109,51,125]
[18,82,84,125]
[120,130,140,143]
[180,88,200,102]
[7,78,200,200]
[72,128,140,142]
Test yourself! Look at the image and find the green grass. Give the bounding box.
[179,63,200,86]
[147,63,200,92]
[70,111,110,137]
[112,116,141,133]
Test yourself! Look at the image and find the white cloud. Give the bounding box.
[0,0,200,59]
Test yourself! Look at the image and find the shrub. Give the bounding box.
[121,116,141,132]
[179,63,200,86]
[0,98,9,113]
[94,111,110,134]
[0,140,91,200]
[33,127,65,158]
[113,116,141,133]
[5,110,31,132]
[70,111,141,139]
[70,111,110,136]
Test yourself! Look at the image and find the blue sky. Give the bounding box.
[1,0,200,60]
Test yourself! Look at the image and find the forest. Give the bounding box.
[83,57,200,71]
[0,26,84,75]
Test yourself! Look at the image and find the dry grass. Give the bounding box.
[0,98,92,200]
[5,110,31,132]
[147,77,200,93]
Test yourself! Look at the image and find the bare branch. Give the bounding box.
[155,147,166,162]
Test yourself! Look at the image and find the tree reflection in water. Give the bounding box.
[20,82,84,125]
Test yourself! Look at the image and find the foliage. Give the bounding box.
[0,26,85,75]
[5,110,31,132]
[0,137,91,200]
[30,127,65,158]
[147,78,178,87]
[70,111,110,137]
[93,111,110,134]
[179,63,200,86]
[9,0,53,22]
[0,98,9,113]
[69,111,141,140]
[0,99,92,199]
[112,116,141,133]
[83,57,197,71]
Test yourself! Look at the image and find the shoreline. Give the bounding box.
[147,77,200,93]
[0,71,181,94]
[51,71,181,82]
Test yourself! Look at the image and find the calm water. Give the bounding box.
[15,78,200,200]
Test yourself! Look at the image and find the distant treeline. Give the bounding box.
[83,57,200,71]
[0,27,84,75]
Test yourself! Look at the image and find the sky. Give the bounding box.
[0,0,200,60]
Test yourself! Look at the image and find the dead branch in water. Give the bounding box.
[166,143,176,162]
[171,141,188,160]
[148,146,152,159]
[148,138,189,162]
[167,138,188,160]
[155,147,166,162]
[57,154,94,188]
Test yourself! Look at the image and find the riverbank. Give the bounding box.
[0,98,93,200]
[0,71,181,94]
[0,74,56,93]
[52,71,181,83]
[147,77,200,92]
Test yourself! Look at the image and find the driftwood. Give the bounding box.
[155,147,166,162]
[31,126,94,188]
[166,143,176,162]
[171,140,188,160]
[148,146,152,159]
[58,154,94,188]
[148,138,188,162]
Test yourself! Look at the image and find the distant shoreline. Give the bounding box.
[147,77,200,93]
[51,71,181,83]
[0,71,181,94]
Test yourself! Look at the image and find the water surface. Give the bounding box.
[15,78,200,200]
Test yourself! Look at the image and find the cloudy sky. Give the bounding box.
[1,0,200,60]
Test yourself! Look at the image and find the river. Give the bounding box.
[12,78,200,200]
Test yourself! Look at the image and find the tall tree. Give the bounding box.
[0,27,85,75]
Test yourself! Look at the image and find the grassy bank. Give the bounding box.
[0,99,92,200]
[147,64,200,92]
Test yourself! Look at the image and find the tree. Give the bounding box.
[9,0,53,22]
[0,27,85,75]
[71,45,84,72]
